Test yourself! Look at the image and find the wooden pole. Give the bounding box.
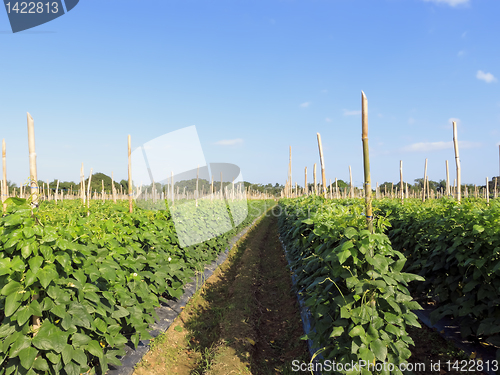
[80,163,85,204]
[317,133,327,196]
[486,177,490,204]
[361,91,373,233]
[55,180,60,204]
[27,113,39,208]
[87,169,93,214]
[112,172,117,203]
[453,121,461,203]
[400,160,403,204]
[446,160,450,196]
[349,165,353,198]
[495,177,498,199]
[422,158,428,202]
[335,178,338,199]
[304,167,308,196]
[128,135,133,213]
[313,164,317,195]
[2,139,6,212]
[171,171,174,204]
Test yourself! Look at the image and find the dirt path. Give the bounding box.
[134,213,310,375]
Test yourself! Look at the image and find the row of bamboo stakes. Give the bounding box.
[0,112,272,335]
[282,99,500,207]
[0,115,272,216]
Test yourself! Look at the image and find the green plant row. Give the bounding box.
[0,198,273,375]
[376,198,500,361]
[277,196,423,375]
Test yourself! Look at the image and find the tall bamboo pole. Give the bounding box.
[112,172,117,203]
[361,91,372,233]
[55,180,60,204]
[400,160,403,204]
[317,133,327,196]
[486,177,490,205]
[80,163,85,204]
[27,113,39,208]
[335,178,338,199]
[422,159,428,202]
[128,135,133,213]
[171,171,174,204]
[495,177,498,199]
[452,121,461,203]
[304,167,308,196]
[349,165,353,198]
[220,172,223,199]
[27,113,41,332]
[87,169,93,214]
[2,139,6,212]
[445,160,450,196]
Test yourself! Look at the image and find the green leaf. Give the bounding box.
[111,306,130,319]
[61,344,74,365]
[86,340,103,358]
[93,318,107,333]
[1,281,22,296]
[473,224,484,234]
[32,356,49,371]
[71,333,91,348]
[344,227,358,239]
[330,326,344,338]
[9,335,32,357]
[370,339,387,361]
[358,347,375,362]
[18,346,38,370]
[15,306,33,326]
[37,266,58,289]
[349,325,366,337]
[64,361,81,375]
[4,292,22,317]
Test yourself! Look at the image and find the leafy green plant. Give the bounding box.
[0,197,272,374]
[278,196,423,374]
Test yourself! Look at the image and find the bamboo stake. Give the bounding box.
[335,178,338,199]
[313,164,317,195]
[400,160,403,204]
[317,133,327,196]
[422,158,428,202]
[494,177,498,199]
[171,171,174,204]
[112,172,117,203]
[446,160,450,196]
[349,165,353,198]
[128,135,133,213]
[452,121,461,203]
[27,113,41,332]
[361,91,373,233]
[220,172,223,200]
[27,113,39,208]
[80,163,85,204]
[2,139,6,212]
[87,169,93,215]
[55,180,59,204]
[486,177,490,205]
[304,167,308,196]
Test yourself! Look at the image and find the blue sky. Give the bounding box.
[1,0,499,188]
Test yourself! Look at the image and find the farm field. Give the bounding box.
[0,196,273,375]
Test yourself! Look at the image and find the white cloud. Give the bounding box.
[422,0,469,6]
[401,140,481,153]
[214,138,243,146]
[343,109,361,116]
[299,102,310,108]
[477,70,497,83]
[325,118,332,122]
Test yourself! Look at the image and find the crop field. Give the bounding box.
[0,196,273,375]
